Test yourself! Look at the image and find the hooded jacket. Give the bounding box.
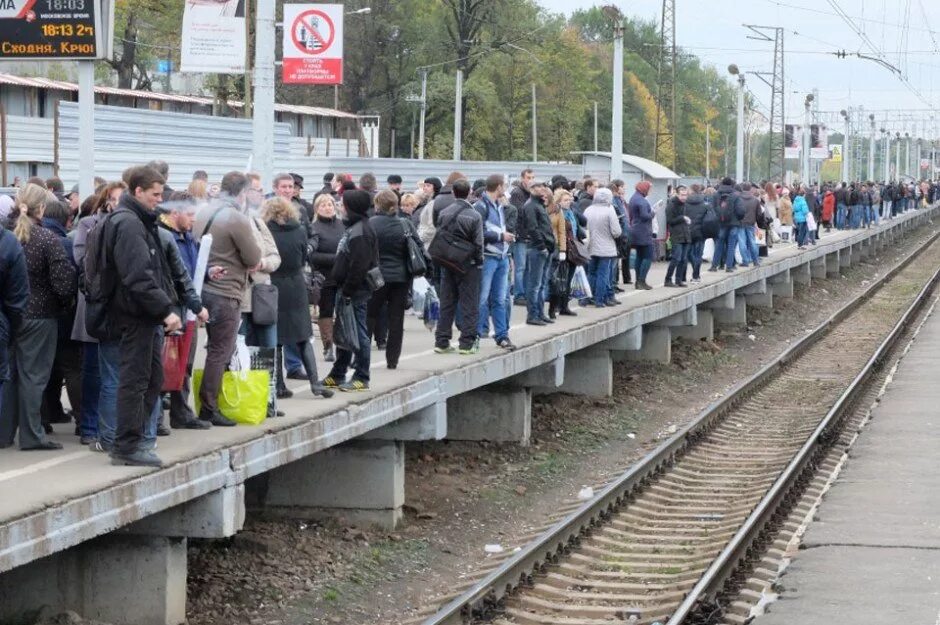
[583,196,622,257]
[684,193,709,241]
[332,194,379,299]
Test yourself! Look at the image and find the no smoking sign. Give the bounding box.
[282,4,344,85]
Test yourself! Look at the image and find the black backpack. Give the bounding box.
[82,213,117,340]
[702,205,720,238]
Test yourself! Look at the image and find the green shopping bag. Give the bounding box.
[193,369,270,426]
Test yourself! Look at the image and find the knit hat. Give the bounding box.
[387,174,403,184]
[636,180,652,195]
[343,189,372,217]
[593,187,614,205]
[424,176,443,195]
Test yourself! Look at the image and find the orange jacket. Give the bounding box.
[822,191,835,223]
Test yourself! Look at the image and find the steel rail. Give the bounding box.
[666,234,940,625]
[420,223,940,625]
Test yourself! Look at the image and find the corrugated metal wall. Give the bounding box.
[55,101,585,190]
[4,115,54,162]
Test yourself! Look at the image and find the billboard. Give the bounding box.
[282,3,344,85]
[784,124,801,159]
[180,0,246,74]
[810,124,829,160]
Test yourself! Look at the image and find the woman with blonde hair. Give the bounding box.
[1,183,77,450]
[263,197,333,400]
[187,178,208,201]
[308,192,345,361]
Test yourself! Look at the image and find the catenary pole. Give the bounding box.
[252,0,275,187]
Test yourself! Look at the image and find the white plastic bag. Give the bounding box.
[229,334,251,380]
[411,276,430,317]
[806,212,817,231]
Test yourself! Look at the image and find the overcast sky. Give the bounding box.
[537,0,940,137]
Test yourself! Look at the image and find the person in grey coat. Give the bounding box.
[583,188,622,308]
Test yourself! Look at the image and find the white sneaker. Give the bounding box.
[691,278,701,284]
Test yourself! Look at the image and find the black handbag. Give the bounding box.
[400,218,427,277]
[428,205,476,274]
[307,270,325,306]
[334,296,360,351]
[366,266,385,292]
[250,283,278,326]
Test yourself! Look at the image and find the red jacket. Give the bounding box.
[822,191,835,224]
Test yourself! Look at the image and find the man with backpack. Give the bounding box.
[430,179,484,354]
[95,165,180,467]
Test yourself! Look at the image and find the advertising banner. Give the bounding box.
[784,124,801,159]
[282,3,344,84]
[810,124,829,160]
[180,0,246,74]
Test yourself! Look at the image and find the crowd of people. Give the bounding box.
[0,162,933,467]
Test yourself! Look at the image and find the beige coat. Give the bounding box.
[240,216,281,313]
[778,197,794,226]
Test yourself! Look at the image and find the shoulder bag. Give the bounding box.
[248,218,278,326]
[428,205,476,274]
[400,218,427,277]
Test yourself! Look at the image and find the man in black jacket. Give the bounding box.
[323,190,378,392]
[509,168,534,304]
[0,220,28,426]
[433,179,484,354]
[102,165,180,467]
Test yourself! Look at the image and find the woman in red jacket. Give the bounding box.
[821,187,835,233]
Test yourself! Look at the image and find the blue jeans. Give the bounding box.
[849,205,862,229]
[478,255,510,342]
[525,247,549,320]
[511,241,528,299]
[589,257,615,305]
[79,343,100,438]
[328,294,371,383]
[284,343,303,375]
[724,226,740,269]
[689,239,705,279]
[836,203,847,229]
[666,241,690,282]
[711,227,729,270]
[97,340,121,448]
[795,221,809,246]
[739,227,760,265]
[143,394,160,451]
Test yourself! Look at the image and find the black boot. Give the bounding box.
[548,300,557,320]
[275,346,293,399]
[299,340,334,399]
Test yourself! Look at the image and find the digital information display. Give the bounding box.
[0,0,112,60]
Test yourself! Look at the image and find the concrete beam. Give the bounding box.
[713,295,747,328]
[745,290,774,308]
[670,309,714,342]
[840,247,853,268]
[556,347,613,397]
[507,356,564,389]
[623,326,672,364]
[651,306,697,328]
[447,386,531,444]
[601,326,643,352]
[0,535,186,625]
[737,278,767,296]
[262,440,405,529]
[826,251,841,276]
[792,262,812,286]
[704,290,736,311]
[769,270,794,298]
[811,256,828,280]
[124,483,244,539]
[364,401,446,441]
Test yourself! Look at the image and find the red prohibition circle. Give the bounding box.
[290,9,335,56]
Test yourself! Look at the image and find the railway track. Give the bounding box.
[411,225,940,625]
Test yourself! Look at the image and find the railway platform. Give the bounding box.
[750,296,940,625]
[0,207,935,625]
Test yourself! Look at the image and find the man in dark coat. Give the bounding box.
[102,165,180,467]
[521,183,556,324]
[664,185,691,287]
[736,182,761,267]
[509,168,534,303]
[433,179,484,354]
[709,178,739,272]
